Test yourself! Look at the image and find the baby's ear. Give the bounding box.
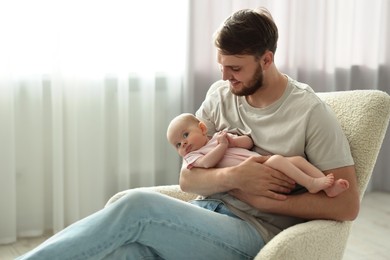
[198,122,207,135]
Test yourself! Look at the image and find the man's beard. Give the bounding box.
[230,64,263,96]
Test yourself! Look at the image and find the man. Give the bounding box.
[181,7,359,222]
[18,7,359,260]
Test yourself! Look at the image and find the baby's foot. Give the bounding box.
[325,178,350,197]
[308,173,334,193]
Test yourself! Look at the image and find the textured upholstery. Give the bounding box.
[106,90,390,260]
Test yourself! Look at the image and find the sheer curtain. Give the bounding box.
[188,0,390,191]
[0,0,187,244]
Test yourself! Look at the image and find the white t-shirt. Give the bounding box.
[194,76,354,242]
[196,76,354,171]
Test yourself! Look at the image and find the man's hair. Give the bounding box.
[214,7,278,58]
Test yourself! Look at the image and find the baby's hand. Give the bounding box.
[226,133,241,148]
[216,131,229,145]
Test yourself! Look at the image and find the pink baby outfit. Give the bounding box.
[184,133,260,169]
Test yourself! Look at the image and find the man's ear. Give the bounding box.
[262,50,274,70]
[198,122,208,135]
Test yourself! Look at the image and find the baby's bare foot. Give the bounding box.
[308,173,334,193]
[325,178,350,197]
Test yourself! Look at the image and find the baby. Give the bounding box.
[167,113,349,197]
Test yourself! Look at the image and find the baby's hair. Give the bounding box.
[167,113,202,143]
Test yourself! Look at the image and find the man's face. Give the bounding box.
[217,52,263,96]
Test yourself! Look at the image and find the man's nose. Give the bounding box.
[221,67,232,81]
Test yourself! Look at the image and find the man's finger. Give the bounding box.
[267,191,288,200]
[270,184,292,194]
[251,155,270,163]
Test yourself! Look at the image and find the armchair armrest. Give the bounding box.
[256,219,351,260]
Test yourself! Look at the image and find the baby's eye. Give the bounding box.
[183,132,189,138]
[176,142,181,149]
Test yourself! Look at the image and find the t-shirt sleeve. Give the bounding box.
[195,81,227,137]
[184,152,203,169]
[195,103,217,137]
[305,102,354,170]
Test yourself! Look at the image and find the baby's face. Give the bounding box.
[169,122,208,157]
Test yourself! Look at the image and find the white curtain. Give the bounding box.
[0,0,187,244]
[188,0,390,192]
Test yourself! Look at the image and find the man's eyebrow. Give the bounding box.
[219,64,241,67]
[222,65,241,69]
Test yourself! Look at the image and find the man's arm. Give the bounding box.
[180,156,296,198]
[230,165,360,221]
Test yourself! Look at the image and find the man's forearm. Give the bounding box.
[268,190,358,221]
[232,165,360,221]
[179,166,233,196]
[182,156,296,199]
[279,165,359,220]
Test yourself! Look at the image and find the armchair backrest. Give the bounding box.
[317,90,390,198]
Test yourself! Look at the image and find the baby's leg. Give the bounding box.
[306,173,335,194]
[264,155,334,194]
[324,178,350,197]
[286,156,324,178]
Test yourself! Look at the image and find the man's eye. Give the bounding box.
[231,67,240,71]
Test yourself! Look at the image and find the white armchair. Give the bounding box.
[106,89,390,260]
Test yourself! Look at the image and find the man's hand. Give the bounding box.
[228,156,296,200]
[180,154,295,200]
[229,189,279,210]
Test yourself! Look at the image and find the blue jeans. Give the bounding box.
[17,190,264,259]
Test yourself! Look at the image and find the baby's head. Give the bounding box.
[167,113,208,157]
